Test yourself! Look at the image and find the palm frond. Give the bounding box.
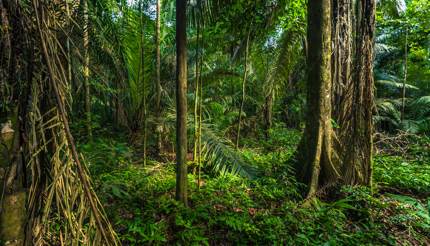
[376,79,419,90]
[201,127,257,178]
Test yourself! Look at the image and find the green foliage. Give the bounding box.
[375,96,430,134]
[202,129,256,178]
[79,137,134,175]
[82,130,430,245]
[374,155,430,194]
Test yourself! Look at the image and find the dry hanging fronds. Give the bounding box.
[0,1,118,245]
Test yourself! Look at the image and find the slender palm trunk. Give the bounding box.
[401,29,408,122]
[66,2,73,90]
[83,0,92,140]
[198,17,205,189]
[236,31,250,149]
[176,0,188,205]
[156,0,162,154]
[138,0,147,166]
[264,90,273,139]
[193,17,200,166]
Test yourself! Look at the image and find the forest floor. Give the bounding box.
[77,126,430,245]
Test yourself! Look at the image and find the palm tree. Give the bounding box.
[176,0,188,205]
[83,0,93,140]
[156,0,162,153]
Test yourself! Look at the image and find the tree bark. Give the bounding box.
[330,0,375,186]
[331,0,352,122]
[175,0,188,205]
[296,0,339,197]
[83,0,92,140]
[341,0,375,185]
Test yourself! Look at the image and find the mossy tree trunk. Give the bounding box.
[0,2,28,243]
[296,0,340,197]
[175,0,188,206]
[1,109,27,246]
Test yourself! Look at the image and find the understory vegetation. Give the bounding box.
[79,124,430,245]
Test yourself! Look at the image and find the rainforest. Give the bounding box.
[1,0,430,245]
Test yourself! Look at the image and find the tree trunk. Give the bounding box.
[0,3,27,242]
[236,30,250,149]
[330,0,375,186]
[66,1,73,92]
[296,0,339,197]
[175,0,188,205]
[341,0,375,185]
[155,0,163,154]
[1,109,26,246]
[197,14,204,189]
[83,0,92,140]
[264,89,273,139]
[193,14,200,166]
[401,29,408,122]
[331,0,352,122]
[138,0,147,166]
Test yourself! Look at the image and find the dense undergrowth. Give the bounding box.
[79,127,430,245]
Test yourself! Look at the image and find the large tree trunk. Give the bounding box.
[175,0,188,205]
[331,0,352,122]
[341,0,375,185]
[296,0,339,197]
[331,0,375,186]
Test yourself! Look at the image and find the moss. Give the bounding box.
[0,191,26,245]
